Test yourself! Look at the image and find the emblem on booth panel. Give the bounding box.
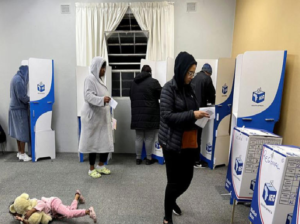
[286,213,293,224]
[155,141,160,149]
[250,179,256,191]
[234,156,243,175]
[262,181,277,206]
[222,83,228,95]
[252,87,265,103]
[206,142,212,154]
[37,82,45,93]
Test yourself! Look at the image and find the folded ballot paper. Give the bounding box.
[195,107,215,128]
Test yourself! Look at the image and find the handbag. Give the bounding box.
[181,130,198,149]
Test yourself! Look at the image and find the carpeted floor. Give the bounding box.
[0,152,250,224]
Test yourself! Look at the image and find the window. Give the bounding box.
[105,12,149,97]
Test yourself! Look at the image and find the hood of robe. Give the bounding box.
[90,56,106,84]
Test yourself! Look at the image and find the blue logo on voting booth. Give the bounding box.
[250,179,256,191]
[222,84,228,94]
[286,213,293,224]
[252,88,265,103]
[37,82,45,92]
[206,143,212,153]
[155,141,160,149]
[234,157,243,175]
[262,182,277,206]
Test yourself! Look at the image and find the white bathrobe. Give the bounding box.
[79,57,114,154]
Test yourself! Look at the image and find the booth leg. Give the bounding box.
[230,193,234,205]
[79,153,84,162]
[231,198,236,224]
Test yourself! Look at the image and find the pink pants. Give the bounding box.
[51,198,86,219]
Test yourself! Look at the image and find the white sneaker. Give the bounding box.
[19,153,32,162]
[17,153,20,158]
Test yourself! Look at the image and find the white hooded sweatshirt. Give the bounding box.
[79,57,114,154]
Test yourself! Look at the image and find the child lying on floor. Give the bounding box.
[9,190,97,224]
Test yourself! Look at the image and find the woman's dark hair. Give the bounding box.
[101,61,106,69]
[141,65,151,74]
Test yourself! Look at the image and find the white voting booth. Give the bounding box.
[225,127,282,202]
[195,58,235,169]
[76,66,113,162]
[22,58,56,162]
[230,51,287,142]
[140,58,174,164]
[249,145,300,224]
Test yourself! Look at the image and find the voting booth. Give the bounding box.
[249,145,300,224]
[76,66,113,162]
[139,58,174,164]
[225,127,282,202]
[230,51,287,147]
[195,58,236,169]
[22,58,56,162]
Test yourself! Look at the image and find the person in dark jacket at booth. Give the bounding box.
[191,63,216,168]
[129,65,162,165]
[159,52,210,224]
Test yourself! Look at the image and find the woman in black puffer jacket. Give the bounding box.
[159,52,210,224]
[130,65,162,165]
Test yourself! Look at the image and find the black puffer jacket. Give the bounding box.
[158,52,199,152]
[130,72,162,130]
[192,71,216,107]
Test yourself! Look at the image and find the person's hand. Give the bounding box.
[194,111,210,119]
[15,216,29,224]
[104,96,111,103]
[15,216,23,221]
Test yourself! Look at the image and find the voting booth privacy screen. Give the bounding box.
[196,58,235,169]
[230,51,287,139]
[26,58,56,161]
[249,145,300,224]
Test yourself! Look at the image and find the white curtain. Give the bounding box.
[130,2,174,60]
[76,3,128,66]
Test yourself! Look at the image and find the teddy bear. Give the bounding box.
[9,193,52,224]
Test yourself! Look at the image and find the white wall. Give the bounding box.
[0,0,236,152]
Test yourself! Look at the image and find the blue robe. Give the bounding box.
[8,66,30,142]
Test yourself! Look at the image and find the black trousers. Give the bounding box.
[196,128,203,162]
[163,148,198,221]
[89,153,109,165]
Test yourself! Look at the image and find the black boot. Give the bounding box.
[146,159,155,165]
[173,203,182,216]
[163,217,173,224]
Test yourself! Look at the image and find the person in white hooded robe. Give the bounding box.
[79,56,114,178]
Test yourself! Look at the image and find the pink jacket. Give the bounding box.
[34,197,58,215]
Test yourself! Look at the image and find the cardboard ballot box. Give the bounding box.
[249,145,300,224]
[225,127,282,202]
[291,183,300,224]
